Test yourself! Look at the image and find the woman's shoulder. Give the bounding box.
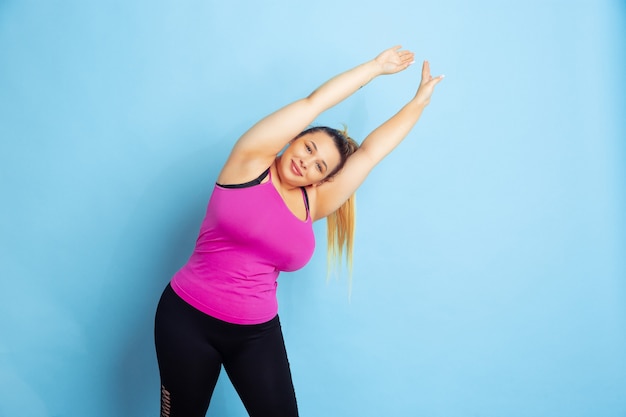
[217,153,275,186]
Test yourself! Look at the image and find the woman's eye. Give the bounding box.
[306,145,311,153]
[316,163,322,172]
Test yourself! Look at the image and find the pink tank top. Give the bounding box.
[170,170,315,324]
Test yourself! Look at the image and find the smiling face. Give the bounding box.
[277,130,342,188]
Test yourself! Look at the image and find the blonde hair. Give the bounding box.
[326,191,356,278]
[324,127,359,290]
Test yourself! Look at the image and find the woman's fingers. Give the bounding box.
[421,60,444,84]
[413,60,444,105]
[400,52,415,66]
[421,60,431,80]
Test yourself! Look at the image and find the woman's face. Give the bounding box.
[279,130,341,187]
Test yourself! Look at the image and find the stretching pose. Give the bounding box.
[154,45,443,417]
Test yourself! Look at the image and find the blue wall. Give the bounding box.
[1,1,625,416]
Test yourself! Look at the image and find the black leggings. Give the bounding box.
[154,284,299,417]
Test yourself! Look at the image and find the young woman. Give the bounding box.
[154,45,443,417]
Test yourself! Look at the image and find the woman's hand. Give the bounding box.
[374,45,415,75]
[413,60,444,106]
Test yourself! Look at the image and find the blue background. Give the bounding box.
[1,1,625,416]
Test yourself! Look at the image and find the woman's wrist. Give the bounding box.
[407,96,429,111]
[368,59,386,77]
[356,60,384,88]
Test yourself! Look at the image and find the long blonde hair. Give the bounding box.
[326,190,356,277]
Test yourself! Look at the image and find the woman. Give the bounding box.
[154,45,443,417]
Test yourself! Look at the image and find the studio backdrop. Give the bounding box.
[1,1,625,416]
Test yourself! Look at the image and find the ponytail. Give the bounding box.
[326,191,356,284]
[324,126,359,293]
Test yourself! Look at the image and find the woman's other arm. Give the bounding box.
[312,60,444,220]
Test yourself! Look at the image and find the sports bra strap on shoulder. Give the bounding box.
[217,167,271,189]
[301,187,310,213]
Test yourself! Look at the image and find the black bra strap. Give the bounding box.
[217,168,270,189]
[301,187,310,212]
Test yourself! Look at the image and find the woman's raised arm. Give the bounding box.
[311,60,444,220]
[218,46,415,183]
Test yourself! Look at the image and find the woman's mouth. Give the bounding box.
[291,160,302,176]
